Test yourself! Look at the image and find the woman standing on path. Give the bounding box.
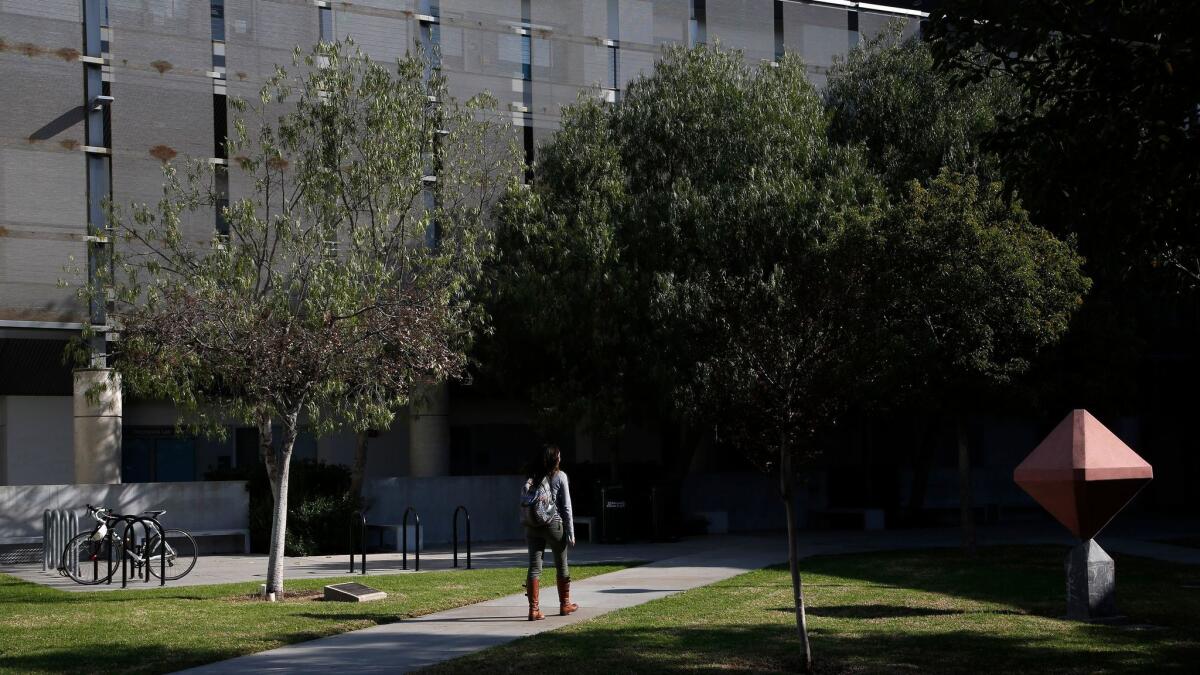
[522,445,579,621]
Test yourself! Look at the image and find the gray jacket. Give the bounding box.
[547,471,575,542]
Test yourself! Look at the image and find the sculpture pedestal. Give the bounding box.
[1065,539,1119,621]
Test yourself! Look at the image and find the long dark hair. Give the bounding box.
[526,444,561,484]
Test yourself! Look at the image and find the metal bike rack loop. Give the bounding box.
[401,506,421,572]
[43,509,79,573]
[108,515,165,588]
[452,505,471,569]
[115,516,150,588]
[349,510,367,574]
[142,513,168,586]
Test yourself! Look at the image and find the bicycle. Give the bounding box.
[58,504,198,585]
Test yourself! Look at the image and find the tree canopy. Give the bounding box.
[826,23,1017,193]
[489,40,1092,665]
[825,28,1089,409]
[85,40,518,593]
[929,0,1200,287]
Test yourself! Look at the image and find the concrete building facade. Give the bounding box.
[1,0,929,491]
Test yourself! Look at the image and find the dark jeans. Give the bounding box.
[526,520,568,582]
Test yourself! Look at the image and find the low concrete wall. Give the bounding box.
[363,476,524,546]
[0,481,249,542]
[897,468,1032,510]
[680,472,793,532]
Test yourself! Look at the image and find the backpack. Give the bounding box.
[520,476,558,528]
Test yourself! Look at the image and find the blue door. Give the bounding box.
[155,438,195,482]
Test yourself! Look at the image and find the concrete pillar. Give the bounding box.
[408,382,450,477]
[73,368,122,484]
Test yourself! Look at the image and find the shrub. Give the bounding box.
[209,459,355,556]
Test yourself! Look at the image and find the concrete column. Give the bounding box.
[73,369,122,484]
[408,382,450,477]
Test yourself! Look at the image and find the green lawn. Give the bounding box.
[0,563,630,675]
[429,547,1200,674]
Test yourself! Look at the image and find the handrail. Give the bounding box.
[349,510,367,575]
[401,506,421,571]
[452,505,471,569]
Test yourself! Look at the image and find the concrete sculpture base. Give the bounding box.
[1065,539,1119,621]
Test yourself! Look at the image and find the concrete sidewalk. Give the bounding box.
[6,517,1198,592]
[0,537,732,592]
[177,537,788,674]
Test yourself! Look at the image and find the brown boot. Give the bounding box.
[558,576,579,616]
[526,579,545,621]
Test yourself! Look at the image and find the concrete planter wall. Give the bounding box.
[0,481,248,542]
[363,476,524,546]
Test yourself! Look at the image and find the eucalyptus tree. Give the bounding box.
[82,41,519,595]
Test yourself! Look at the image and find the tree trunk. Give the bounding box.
[349,431,368,508]
[780,443,813,674]
[263,411,299,597]
[957,417,976,556]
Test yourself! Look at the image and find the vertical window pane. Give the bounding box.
[319,6,333,42]
[211,0,225,41]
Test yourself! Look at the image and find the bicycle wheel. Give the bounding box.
[60,532,118,585]
[147,529,198,580]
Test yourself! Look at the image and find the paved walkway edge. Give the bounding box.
[176,540,786,674]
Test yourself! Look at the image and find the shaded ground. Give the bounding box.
[0,564,630,675]
[1156,537,1200,550]
[428,546,1200,674]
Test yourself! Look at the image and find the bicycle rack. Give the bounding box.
[113,516,146,588]
[349,510,367,574]
[110,515,165,588]
[142,513,168,586]
[42,509,79,574]
[452,505,471,569]
[401,506,421,571]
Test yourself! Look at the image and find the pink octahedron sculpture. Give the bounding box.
[1014,410,1153,540]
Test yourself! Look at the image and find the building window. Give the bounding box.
[211,0,225,42]
[690,0,707,46]
[319,6,333,42]
[608,46,619,90]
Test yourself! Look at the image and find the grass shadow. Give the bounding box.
[428,620,1197,675]
[802,604,965,619]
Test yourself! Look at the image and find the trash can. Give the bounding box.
[599,484,627,543]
